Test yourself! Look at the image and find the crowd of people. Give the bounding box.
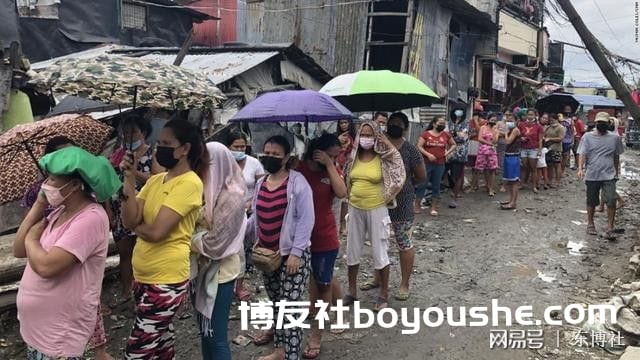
[11,103,627,360]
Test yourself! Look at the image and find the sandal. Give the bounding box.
[234,287,251,302]
[430,210,438,217]
[342,294,358,307]
[448,200,457,209]
[586,225,598,236]
[488,192,495,197]
[252,330,275,346]
[394,291,410,301]
[603,230,617,241]
[500,204,515,210]
[303,345,321,359]
[532,187,539,194]
[373,296,388,312]
[499,201,510,205]
[360,280,379,291]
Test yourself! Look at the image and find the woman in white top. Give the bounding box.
[227,131,264,300]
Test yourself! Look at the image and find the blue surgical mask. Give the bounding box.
[454,110,464,117]
[232,150,247,161]
[128,140,143,151]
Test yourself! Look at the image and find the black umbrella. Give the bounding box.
[47,96,118,117]
[535,93,579,114]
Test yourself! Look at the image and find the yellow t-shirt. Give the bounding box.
[133,171,203,284]
[349,155,385,210]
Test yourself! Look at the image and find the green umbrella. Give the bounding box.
[319,70,439,112]
[29,55,226,110]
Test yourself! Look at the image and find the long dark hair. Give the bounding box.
[426,116,443,131]
[335,119,356,140]
[163,119,209,179]
[226,131,249,147]
[304,133,340,161]
[122,115,152,139]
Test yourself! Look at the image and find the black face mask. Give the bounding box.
[436,125,446,132]
[596,123,610,133]
[260,155,284,174]
[155,146,179,169]
[386,124,404,139]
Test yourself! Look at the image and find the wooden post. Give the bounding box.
[173,28,195,67]
[556,0,640,120]
[400,0,414,73]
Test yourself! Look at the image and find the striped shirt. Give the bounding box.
[256,178,289,251]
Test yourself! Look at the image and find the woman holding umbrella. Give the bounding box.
[14,146,121,360]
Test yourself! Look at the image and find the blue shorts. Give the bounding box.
[520,148,538,159]
[562,142,572,153]
[311,249,339,286]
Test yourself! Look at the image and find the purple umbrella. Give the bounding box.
[230,90,353,123]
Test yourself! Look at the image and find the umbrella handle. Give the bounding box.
[23,141,46,178]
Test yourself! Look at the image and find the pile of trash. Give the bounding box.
[579,291,640,355]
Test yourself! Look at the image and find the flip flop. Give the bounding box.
[586,225,598,236]
[303,344,321,359]
[448,201,457,209]
[394,291,410,301]
[252,330,275,346]
[499,201,510,205]
[603,230,617,241]
[360,280,379,291]
[500,204,515,210]
[373,296,388,312]
[342,294,358,307]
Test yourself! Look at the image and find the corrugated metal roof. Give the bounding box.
[572,94,624,108]
[31,44,129,70]
[137,51,280,85]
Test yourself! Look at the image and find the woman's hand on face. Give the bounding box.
[286,255,301,275]
[376,133,392,147]
[312,150,333,167]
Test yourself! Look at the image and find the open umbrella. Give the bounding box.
[229,90,353,123]
[0,114,114,205]
[319,70,439,112]
[535,93,580,114]
[29,55,226,110]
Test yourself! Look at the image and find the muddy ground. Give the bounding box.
[1,150,639,360]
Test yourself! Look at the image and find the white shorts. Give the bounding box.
[346,205,391,270]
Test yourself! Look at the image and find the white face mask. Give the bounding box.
[359,137,375,150]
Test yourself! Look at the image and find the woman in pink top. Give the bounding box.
[14,146,121,359]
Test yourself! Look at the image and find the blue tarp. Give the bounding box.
[570,94,624,108]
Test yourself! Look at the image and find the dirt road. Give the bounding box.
[1,151,638,360]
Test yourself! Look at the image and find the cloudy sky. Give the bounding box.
[544,0,640,86]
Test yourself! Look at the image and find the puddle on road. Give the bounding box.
[621,162,640,181]
[536,270,557,283]
[567,241,586,256]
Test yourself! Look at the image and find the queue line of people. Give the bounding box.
[12,105,627,360]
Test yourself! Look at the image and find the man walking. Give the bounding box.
[577,112,624,240]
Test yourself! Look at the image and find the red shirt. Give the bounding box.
[421,130,452,165]
[296,162,340,252]
[517,121,544,149]
[256,180,288,251]
[574,119,585,141]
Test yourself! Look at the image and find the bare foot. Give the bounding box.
[258,349,286,360]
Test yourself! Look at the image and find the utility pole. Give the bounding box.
[556,0,640,120]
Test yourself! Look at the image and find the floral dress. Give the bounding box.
[110,145,153,240]
[475,130,498,170]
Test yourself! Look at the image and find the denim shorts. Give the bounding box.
[562,142,572,153]
[310,249,339,286]
[520,148,538,159]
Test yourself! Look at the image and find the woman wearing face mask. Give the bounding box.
[191,142,247,360]
[543,115,565,188]
[475,114,500,196]
[416,116,456,216]
[14,146,121,360]
[344,122,405,311]
[108,115,156,307]
[226,130,264,300]
[560,113,576,178]
[500,119,522,210]
[334,119,356,235]
[385,112,426,300]
[120,119,207,359]
[249,135,314,360]
[446,108,469,207]
[295,134,346,359]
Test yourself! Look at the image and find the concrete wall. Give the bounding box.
[498,10,538,57]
